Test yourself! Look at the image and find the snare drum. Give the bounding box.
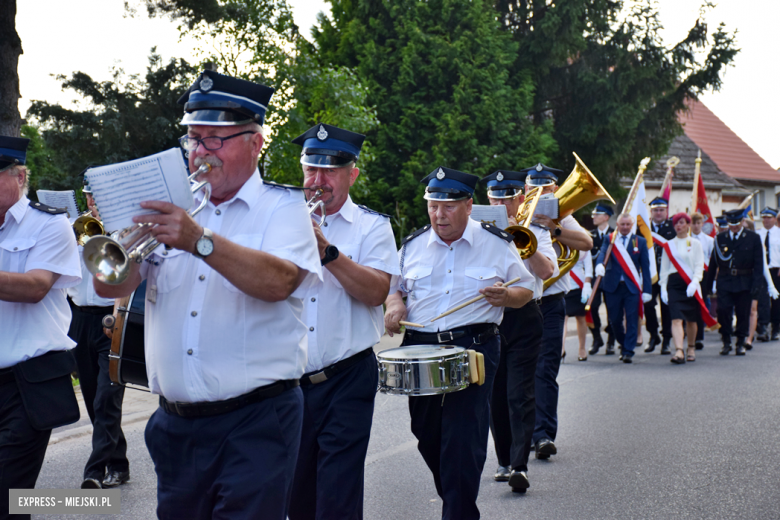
[377,345,470,396]
[108,280,148,388]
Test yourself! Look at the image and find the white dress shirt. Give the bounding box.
[303,197,399,373]
[525,224,558,300]
[568,248,593,290]
[1,196,82,368]
[691,231,714,266]
[396,218,534,332]
[67,246,115,307]
[757,226,780,269]
[138,171,323,403]
[660,236,703,287]
[544,215,589,295]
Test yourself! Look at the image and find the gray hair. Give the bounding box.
[617,213,634,224]
[6,166,28,196]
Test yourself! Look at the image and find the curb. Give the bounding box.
[48,409,155,446]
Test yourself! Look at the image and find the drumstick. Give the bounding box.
[399,320,425,328]
[430,277,523,323]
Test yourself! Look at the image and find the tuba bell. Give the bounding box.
[73,212,105,246]
[542,152,615,289]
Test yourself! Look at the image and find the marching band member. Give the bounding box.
[565,246,593,361]
[757,207,780,341]
[68,179,130,490]
[93,71,322,519]
[645,197,676,355]
[703,209,764,356]
[384,167,534,519]
[481,170,557,492]
[659,213,703,364]
[524,164,592,461]
[0,136,82,516]
[690,213,715,350]
[588,204,615,355]
[289,124,399,520]
[594,214,653,362]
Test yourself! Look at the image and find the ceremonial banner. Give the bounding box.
[692,174,716,237]
[611,233,644,319]
[627,180,658,284]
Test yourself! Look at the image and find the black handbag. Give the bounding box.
[11,350,80,431]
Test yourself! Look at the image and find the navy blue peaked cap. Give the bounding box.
[480,170,525,199]
[292,124,365,168]
[724,209,745,224]
[760,207,778,217]
[592,203,614,216]
[421,167,478,201]
[649,197,669,209]
[520,163,564,186]
[0,136,30,171]
[178,70,275,126]
[716,216,727,227]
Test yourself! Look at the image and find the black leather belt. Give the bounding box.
[160,379,299,418]
[539,292,565,306]
[405,322,498,345]
[300,347,374,386]
[0,368,14,386]
[68,298,114,316]
[729,269,753,276]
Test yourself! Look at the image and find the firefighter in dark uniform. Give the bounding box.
[645,197,676,354]
[588,204,615,355]
[703,209,764,355]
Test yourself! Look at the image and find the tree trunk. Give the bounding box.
[0,0,22,137]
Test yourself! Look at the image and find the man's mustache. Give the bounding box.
[194,156,224,168]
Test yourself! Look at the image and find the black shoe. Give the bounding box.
[589,337,603,355]
[535,439,557,460]
[102,470,130,487]
[660,341,671,355]
[757,331,769,342]
[771,331,780,341]
[645,335,661,353]
[695,341,704,350]
[494,466,511,482]
[720,344,732,356]
[622,356,633,364]
[735,344,746,356]
[605,343,615,355]
[743,342,753,351]
[508,470,530,493]
[81,478,102,489]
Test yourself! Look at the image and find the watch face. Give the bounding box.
[197,237,214,257]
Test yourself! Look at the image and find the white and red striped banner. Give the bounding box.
[572,270,596,328]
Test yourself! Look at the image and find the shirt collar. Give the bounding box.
[196,169,262,210]
[731,229,742,240]
[328,195,355,224]
[427,216,476,248]
[5,195,28,225]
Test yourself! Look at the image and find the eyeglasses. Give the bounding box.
[179,131,257,152]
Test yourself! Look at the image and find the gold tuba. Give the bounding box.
[73,212,105,246]
[505,186,542,259]
[543,152,615,289]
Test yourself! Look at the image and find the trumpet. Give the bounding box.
[505,186,542,259]
[83,163,213,285]
[73,211,104,246]
[307,189,326,226]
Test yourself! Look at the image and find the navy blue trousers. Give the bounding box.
[68,307,128,481]
[604,282,640,357]
[145,386,303,520]
[289,351,378,520]
[405,331,499,520]
[533,297,565,444]
[490,303,543,472]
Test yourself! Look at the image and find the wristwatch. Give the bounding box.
[194,228,214,259]
[321,245,339,266]
[554,227,562,237]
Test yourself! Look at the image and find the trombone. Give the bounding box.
[82,163,212,285]
[73,211,104,246]
[505,186,542,259]
[307,189,326,226]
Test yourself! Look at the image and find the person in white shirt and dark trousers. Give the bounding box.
[660,213,703,364]
[757,207,780,341]
[288,124,399,520]
[690,213,714,350]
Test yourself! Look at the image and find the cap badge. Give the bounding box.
[317,125,329,141]
[199,76,214,92]
[496,172,504,182]
[536,164,543,172]
[436,168,445,180]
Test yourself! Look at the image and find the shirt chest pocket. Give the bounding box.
[0,238,36,274]
[148,249,190,294]
[405,265,433,300]
[465,266,499,294]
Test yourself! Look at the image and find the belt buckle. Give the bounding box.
[308,371,328,384]
[437,331,454,343]
[730,269,738,276]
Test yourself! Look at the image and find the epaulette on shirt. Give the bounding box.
[29,201,67,215]
[481,222,514,243]
[401,224,431,246]
[262,180,305,191]
[357,204,391,219]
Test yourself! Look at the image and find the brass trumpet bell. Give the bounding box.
[505,224,538,260]
[73,213,105,246]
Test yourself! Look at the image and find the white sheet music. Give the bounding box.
[470,205,509,230]
[36,190,79,220]
[84,149,193,232]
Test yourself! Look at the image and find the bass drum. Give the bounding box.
[108,280,148,388]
